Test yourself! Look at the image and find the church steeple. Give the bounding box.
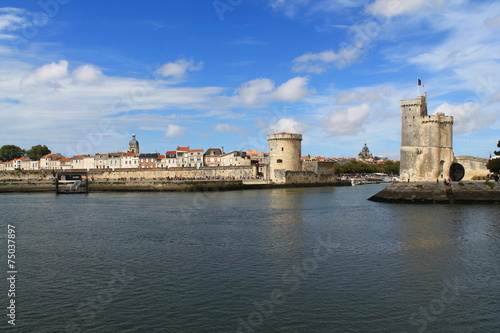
[128,134,139,154]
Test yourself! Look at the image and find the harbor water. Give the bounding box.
[1,184,499,332]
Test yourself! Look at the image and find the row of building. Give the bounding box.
[0,134,270,171]
[0,132,384,173]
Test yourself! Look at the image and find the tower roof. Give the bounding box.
[129,134,139,146]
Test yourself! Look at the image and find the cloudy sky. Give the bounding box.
[1,0,499,159]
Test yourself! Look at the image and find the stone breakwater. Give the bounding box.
[0,179,351,193]
[368,181,500,203]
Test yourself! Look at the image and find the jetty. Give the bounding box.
[55,171,89,194]
[368,181,500,204]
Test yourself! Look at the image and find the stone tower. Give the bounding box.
[400,94,454,182]
[128,134,140,154]
[267,132,302,183]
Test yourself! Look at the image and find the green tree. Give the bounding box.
[335,160,400,174]
[487,158,500,174]
[487,140,500,173]
[0,145,25,162]
[27,145,51,160]
[381,160,400,174]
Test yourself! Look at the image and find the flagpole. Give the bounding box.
[417,76,420,96]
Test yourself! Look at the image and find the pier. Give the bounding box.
[55,172,89,194]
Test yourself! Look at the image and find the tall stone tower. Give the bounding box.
[128,134,140,154]
[267,132,302,183]
[400,94,454,182]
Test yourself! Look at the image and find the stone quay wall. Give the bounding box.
[0,166,256,181]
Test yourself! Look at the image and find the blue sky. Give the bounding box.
[1,0,499,159]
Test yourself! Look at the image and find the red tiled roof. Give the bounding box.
[157,155,165,158]
[177,146,189,151]
[246,149,264,155]
[59,158,72,162]
[165,151,176,154]
[189,149,203,153]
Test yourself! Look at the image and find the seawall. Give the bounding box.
[368,181,500,203]
[0,179,351,193]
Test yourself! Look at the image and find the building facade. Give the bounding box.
[204,148,223,167]
[220,151,251,167]
[165,151,177,169]
[40,153,66,170]
[121,153,139,169]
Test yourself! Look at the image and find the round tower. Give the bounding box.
[267,132,302,183]
[128,134,140,154]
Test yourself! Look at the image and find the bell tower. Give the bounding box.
[128,134,140,154]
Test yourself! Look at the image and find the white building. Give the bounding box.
[121,153,139,169]
[94,154,108,169]
[220,151,251,167]
[106,153,123,170]
[165,151,177,169]
[175,147,203,168]
[40,154,65,170]
[204,148,223,167]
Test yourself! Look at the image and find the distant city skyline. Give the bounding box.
[1,0,499,160]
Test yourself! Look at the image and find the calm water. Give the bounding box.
[1,184,499,333]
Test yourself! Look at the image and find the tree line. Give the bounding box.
[0,145,51,162]
[335,160,400,175]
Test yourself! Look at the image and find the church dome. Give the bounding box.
[128,134,140,153]
[129,134,139,145]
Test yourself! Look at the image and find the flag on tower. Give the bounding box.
[417,79,425,87]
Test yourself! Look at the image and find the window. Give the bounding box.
[277,159,283,163]
[282,147,284,151]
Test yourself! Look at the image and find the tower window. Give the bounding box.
[277,159,283,163]
[281,147,284,151]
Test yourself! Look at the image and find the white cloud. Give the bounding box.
[164,124,186,138]
[399,2,500,73]
[0,9,26,31]
[231,36,268,45]
[484,14,500,29]
[156,59,203,79]
[273,76,314,101]
[235,78,275,105]
[269,0,311,17]
[269,0,364,18]
[72,64,103,84]
[234,76,313,105]
[366,0,447,18]
[322,104,370,136]
[214,123,245,134]
[434,102,496,134]
[21,60,69,87]
[293,48,361,73]
[269,117,310,134]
